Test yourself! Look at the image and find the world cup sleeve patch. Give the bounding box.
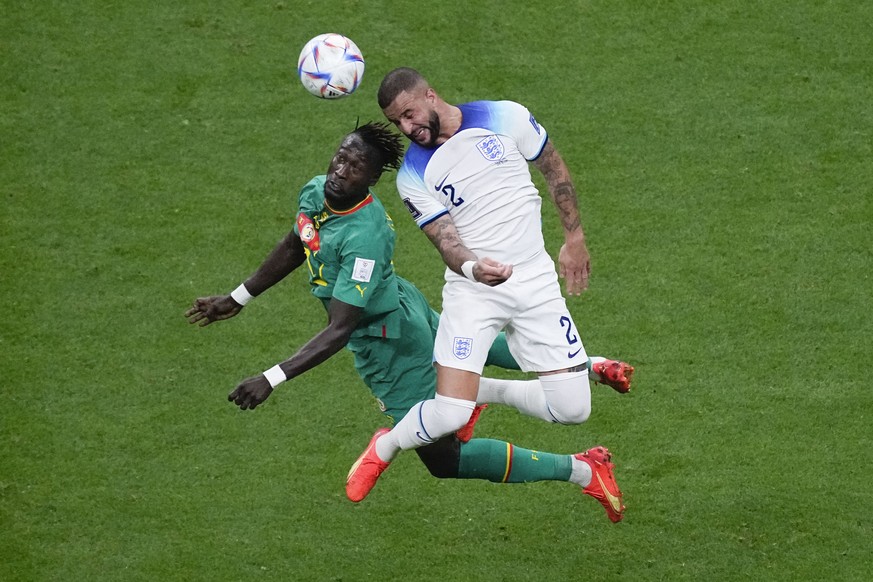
[351,257,375,283]
[402,197,422,220]
[529,112,541,134]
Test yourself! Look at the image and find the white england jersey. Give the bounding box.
[396,100,549,269]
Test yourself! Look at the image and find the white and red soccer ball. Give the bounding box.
[297,34,365,99]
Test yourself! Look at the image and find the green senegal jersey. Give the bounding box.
[293,175,402,339]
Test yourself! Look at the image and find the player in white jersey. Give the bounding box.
[394,97,589,374]
[347,68,629,521]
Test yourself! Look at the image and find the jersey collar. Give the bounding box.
[325,192,374,215]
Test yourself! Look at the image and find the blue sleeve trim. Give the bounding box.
[419,209,450,229]
[528,133,550,161]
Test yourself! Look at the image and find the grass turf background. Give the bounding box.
[2,1,871,580]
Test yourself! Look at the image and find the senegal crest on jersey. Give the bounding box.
[297,213,321,251]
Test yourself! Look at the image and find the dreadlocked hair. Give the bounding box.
[353,121,404,175]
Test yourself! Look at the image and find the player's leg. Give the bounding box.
[535,368,592,424]
[345,283,447,502]
[416,435,573,482]
[502,257,594,424]
[348,365,585,501]
[503,322,592,424]
[485,317,633,390]
[413,436,624,522]
[374,364,479,458]
[420,284,623,394]
[477,355,632,418]
[458,439,575,483]
[480,326,574,421]
[371,279,505,460]
[476,376,552,420]
[348,334,436,427]
[346,280,496,502]
[417,289,541,426]
[347,367,481,502]
[348,334,502,500]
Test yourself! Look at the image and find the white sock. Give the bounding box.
[375,393,476,461]
[538,371,591,424]
[477,377,555,422]
[569,456,593,487]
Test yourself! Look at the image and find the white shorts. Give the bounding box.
[434,251,588,374]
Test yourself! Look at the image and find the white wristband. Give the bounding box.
[230,283,254,306]
[263,364,286,388]
[460,261,476,281]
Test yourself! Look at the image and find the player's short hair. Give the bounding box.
[352,122,404,176]
[377,67,428,109]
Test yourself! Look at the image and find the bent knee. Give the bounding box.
[551,402,591,425]
[540,371,592,425]
[432,394,476,434]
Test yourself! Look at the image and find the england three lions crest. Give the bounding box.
[453,337,473,359]
[476,135,504,162]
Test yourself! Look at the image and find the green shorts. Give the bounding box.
[347,278,520,424]
[347,278,439,423]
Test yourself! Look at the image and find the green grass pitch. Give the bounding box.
[2,1,872,580]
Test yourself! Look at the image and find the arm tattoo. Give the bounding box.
[535,143,582,234]
[553,181,581,232]
[423,216,476,273]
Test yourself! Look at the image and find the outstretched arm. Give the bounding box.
[186,231,307,326]
[421,214,513,286]
[240,231,308,296]
[227,298,363,410]
[532,140,590,295]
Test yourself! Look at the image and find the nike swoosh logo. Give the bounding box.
[347,439,378,482]
[415,431,434,443]
[596,472,622,514]
[434,175,449,191]
[568,347,583,359]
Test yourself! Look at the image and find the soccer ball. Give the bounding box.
[297,34,365,99]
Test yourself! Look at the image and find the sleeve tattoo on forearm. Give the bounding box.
[552,180,581,232]
[426,218,472,270]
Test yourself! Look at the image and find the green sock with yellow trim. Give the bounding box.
[457,438,573,483]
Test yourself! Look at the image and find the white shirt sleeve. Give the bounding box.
[396,158,449,228]
[498,100,549,161]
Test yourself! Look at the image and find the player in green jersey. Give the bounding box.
[186,123,633,509]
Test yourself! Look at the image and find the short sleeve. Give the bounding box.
[499,101,548,161]
[293,177,325,235]
[396,160,449,229]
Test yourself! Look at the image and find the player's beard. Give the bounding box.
[411,111,441,147]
